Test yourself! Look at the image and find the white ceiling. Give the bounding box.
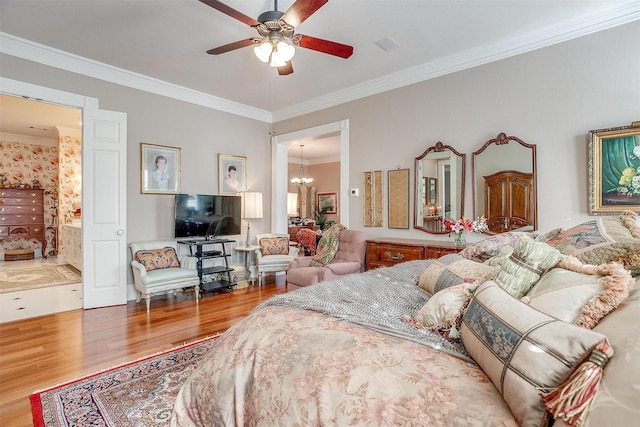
[1,1,638,158]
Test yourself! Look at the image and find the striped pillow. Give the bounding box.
[461,281,612,426]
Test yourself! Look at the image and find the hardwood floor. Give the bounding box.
[0,275,287,426]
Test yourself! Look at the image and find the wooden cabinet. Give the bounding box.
[366,238,459,270]
[61,224,82,271]
[0,188,46,256]
[484,170,534,233]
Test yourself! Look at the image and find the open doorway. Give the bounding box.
[1,78,128,317]
[271,120,350,234]
[0,94,82,265]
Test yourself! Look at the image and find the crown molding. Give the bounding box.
[1,1,638,123]
[272,1,640,121]
[0,32,272,123]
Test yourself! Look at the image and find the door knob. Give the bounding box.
[117,229,124,236]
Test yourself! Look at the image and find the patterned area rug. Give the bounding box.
[30,335,219,427]
[0,264,81,293]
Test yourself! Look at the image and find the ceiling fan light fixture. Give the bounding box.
[253,41,272,63]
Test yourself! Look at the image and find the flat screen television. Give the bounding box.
[174,194,241,239]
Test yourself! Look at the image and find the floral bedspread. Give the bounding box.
[171,306,517,426]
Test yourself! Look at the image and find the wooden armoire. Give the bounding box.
[484,170,534,233]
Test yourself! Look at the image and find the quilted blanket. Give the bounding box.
[171,261,517,426]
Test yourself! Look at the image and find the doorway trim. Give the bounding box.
[271,120,350,233]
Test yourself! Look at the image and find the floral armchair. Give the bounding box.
[254,233,300,285]
[129,240,199,312]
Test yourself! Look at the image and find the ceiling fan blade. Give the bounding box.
[207,38,257,55]
[278,62,294,76]
[282,0,328,27]
[298,35,353,59]
[199,0,260,27]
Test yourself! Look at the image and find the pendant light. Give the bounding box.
[290,144,313,185]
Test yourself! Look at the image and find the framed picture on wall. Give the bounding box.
[588,123,640,215]
[140,143,181,194]
[218,154,247,194]
[317,192,338,214]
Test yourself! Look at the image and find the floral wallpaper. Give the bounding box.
[58,133,82,222]
[0,131,81,257]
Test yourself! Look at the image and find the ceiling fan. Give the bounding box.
[199,0,354,75]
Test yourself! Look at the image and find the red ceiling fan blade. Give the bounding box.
[298,34,353,59]
[207,38,257,55]
[282,0,328,27]
[199,0,260,27]
[278,62,294,76]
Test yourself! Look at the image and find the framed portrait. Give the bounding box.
[317,192,338,215]
[218,154,247,194]
[588,124,640,215]
[140,143,181,194]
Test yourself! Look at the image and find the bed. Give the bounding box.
[171,213,640,427]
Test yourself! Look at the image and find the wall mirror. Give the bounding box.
[472,132,537,233]
[414,142,465,234]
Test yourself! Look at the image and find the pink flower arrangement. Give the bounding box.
[442,216,488,242]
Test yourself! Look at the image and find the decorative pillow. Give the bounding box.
[134,247,180,272]
[546,211,640,266]
[461,281,614,427]
[494,237,562,298]
[417,254,499,295]
[523,255,634,328]
[259,237,290,255]
[414,282,478,342]
[310,223,344,267]
[259,237,289,255]
[458,231,534,262]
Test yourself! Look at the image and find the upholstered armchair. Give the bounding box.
[286,229,367,291]
[254,233,300,285]
[129,240,200,312]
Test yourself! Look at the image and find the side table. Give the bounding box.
[234,245,260,284]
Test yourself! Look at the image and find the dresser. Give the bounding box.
[0,188,46,257]
[366,237,460,270]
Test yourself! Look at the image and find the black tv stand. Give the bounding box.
[179,239,234,292]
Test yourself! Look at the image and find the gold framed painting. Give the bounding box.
[140,143,181,194]
[588,123,640,215]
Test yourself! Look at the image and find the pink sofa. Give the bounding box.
[286,229,367,290]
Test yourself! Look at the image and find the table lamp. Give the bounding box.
[241,191,263,247]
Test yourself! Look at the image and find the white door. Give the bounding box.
[82,108,127,309]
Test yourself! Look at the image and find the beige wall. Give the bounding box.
[274,21,640,243]
[1,21,638,251]
[0,55,271,249]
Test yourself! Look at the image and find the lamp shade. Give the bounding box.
[242,191,263,219]
[287,192,298,216]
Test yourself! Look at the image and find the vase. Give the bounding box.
[453,235,466,249]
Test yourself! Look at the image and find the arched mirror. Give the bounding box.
[472,132,537,233]
[414,141,465,233]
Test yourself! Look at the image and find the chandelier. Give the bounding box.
[290,144,313,185]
